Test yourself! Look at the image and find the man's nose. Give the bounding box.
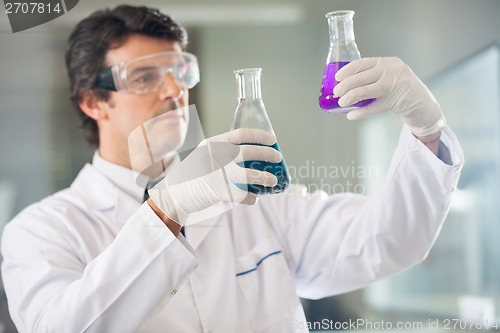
[158,73,183,100]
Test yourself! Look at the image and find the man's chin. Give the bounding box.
[129,138,185,177]
[128,106,190,173]
[149,131,187,156]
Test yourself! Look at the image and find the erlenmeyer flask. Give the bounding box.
[231,68,290,194]
[319,10,375,113]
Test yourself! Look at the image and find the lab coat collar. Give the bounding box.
[92,151,180,194]
[70,164,145,225]
[92,151,146,203]
[71,152,182,225]
[72,152,228,241]
[70,164,118,211]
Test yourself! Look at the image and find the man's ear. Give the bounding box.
[79,90,108,121]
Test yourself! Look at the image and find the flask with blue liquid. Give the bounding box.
[231,68,290,194]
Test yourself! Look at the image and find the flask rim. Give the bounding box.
[234,68,262,75]
[325,10,355,19]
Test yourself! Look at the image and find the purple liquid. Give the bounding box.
[319,61,376,113]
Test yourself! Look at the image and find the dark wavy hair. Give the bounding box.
[65,5,188,147]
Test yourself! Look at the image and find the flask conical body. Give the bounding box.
[319,10,375,113]
[231,68,290,194]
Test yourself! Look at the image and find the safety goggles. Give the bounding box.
[94,51,200,94]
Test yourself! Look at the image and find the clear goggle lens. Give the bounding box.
[96,51,200,94]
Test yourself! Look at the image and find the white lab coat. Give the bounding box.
[1,125,463,333]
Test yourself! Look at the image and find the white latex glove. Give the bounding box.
[148,128,282,225]
[333,57,446,136]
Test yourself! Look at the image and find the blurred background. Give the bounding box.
[1,0,499,332]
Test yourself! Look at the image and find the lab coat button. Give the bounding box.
[171,289,177,295]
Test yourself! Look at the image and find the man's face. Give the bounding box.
[99,34,190,171]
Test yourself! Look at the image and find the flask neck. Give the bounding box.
[235,68,262,101]
[232,68,274,133]
[326,10,355,43]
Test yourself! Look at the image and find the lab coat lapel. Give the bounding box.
[185,218,218,250]
[113,191,142,225]
[71,164,141,225]
[71,164,116,210]
[73,163,231,246]
[185,202,234,250]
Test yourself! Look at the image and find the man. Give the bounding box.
[1,5,463,333]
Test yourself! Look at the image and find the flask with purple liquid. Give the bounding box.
[319,10,375,113]
[230,68,290,194]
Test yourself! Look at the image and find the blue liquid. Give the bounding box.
[235,142,290,194]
